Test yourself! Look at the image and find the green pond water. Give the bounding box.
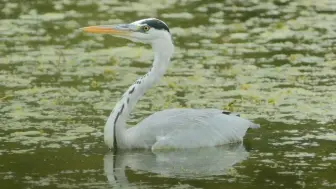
[1,0,336,188]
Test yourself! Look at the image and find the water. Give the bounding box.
[1,0,336,188]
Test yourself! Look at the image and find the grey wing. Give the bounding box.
[128,108,259,149]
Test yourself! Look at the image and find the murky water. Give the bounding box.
[1,0,335,188]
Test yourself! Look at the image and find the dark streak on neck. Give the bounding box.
[113,103,125,149]
[129,86,135,94]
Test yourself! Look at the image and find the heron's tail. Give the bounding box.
[249,123,260,129]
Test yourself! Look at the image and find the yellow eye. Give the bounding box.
[143,26,150,31]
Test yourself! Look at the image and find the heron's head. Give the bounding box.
[82,18,172,46]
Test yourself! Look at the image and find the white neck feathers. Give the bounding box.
[104,37,174,149]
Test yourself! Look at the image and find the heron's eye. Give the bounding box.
[143,25,150,32]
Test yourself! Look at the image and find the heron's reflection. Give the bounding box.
[104,144,249,187]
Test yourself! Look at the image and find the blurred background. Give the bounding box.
[0,0,335,188]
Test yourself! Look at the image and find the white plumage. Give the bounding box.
[82,18,260,150]
[126,108,259,151]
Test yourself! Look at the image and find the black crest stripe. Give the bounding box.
[140,19,170,33]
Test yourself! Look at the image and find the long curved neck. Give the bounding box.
[104,39,174,149]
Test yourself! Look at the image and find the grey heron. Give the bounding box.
[82,18,260,151]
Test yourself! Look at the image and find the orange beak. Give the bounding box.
[81,25,132,36]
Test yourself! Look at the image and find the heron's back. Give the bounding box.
[126,108,259,149]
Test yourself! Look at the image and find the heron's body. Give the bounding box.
[123,108,258,150]
[82,18,260,150]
